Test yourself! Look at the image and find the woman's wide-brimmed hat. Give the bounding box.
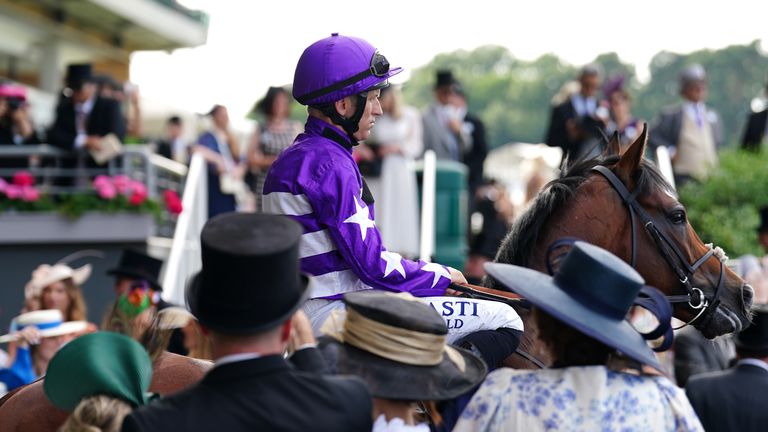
[319,290,487,401]
[0,309,89,343]
[186,213,310,334]
[24,263,91,300]
[44,332,152,411]
[485,241,664,372]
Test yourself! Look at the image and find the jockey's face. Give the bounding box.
[353,90,383,141]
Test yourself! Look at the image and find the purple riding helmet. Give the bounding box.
[293,33,403,140]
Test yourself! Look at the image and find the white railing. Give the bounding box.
[419,150,437,262]
[655,146,677,191]
[161,153,207,306]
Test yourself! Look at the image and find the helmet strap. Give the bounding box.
[315,93,368,145]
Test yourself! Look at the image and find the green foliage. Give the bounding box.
[0,195,56,212]
[402,40,768,150]
[55,193,162,220]
[679,149,768,257]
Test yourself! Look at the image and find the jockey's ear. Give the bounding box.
[615,123,647,185]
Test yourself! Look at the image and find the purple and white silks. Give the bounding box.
[263,117,451,300]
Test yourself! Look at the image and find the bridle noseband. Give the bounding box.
[592,165,726,330]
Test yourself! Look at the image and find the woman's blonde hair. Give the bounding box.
[101,301,170,362]
[58,395,132,432]
[63,279,88,322]
[185,320,212,360]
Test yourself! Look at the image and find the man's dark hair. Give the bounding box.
[167,116,182,126]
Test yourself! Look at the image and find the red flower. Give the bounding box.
[12,171,34,187]
[129,191,147,206]
[163,190,183,215]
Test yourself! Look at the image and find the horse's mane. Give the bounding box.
[493,153,673,270]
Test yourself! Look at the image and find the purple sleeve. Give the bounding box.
[310,162,450,297]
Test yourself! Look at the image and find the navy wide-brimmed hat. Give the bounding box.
[187,213,310,334]
[485,241,663,372]
[319,290,487,401]
[735,304,768,351]
[107,249,163,291]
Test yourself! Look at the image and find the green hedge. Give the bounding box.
[679,149,768,257]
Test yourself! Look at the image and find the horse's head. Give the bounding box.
[591,127,753,338]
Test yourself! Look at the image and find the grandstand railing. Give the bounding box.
[160,152,207,306]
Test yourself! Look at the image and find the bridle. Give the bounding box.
[592,165,726,330]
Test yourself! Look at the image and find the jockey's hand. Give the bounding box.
[444,267,468,296]
[288,310,315,353]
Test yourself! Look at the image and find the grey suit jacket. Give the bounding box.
[649,103,724,151]
[422,104,461,160]
[686,362,768,432]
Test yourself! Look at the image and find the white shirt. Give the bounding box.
[738,358,768,372]
[372,415,430,432]
[214,352,261,368]
[571,94,597,118]
[74,97,96,149]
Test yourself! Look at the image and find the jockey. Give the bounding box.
[263,34,522,353]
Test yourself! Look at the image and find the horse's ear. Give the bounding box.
[607,131,621,156]
[615,123,647,181]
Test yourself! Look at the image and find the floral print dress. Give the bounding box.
[453,366,703,432]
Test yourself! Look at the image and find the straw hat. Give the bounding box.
[24,263,91,300]
[0,309,89,343]
[319,290,487,401]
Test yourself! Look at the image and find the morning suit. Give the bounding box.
[47,96,125,150]
[545,95,605,164]
[122,353,372,432]
[741,109,767,151]
[649,103,724,183]
[423,103,462,161]
[686,361,768,432]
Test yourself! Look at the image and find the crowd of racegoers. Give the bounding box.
[1,32,768,432]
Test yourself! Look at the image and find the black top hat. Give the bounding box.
[736,304,768,351]
[65,64,94,89]
[435,70,457,89]
[187,213,309,335]
[107,249,163,291]
[319,290,487,401]
[757,207,768,233]
[485,241,664,372]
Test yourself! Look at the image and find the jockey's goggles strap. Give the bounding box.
[321,307,465,371]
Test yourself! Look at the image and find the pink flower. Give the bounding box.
[0,177,7,194]
[93,175,112,189]
[97,183,117,200]
[163,190,183,215]
[5,184,22,199]
[113,175,132,195]
[130,181,147,197]
[12,171,34,187]
[20,186,40,202]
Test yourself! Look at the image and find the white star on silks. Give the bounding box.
[381,250,406,278]
[343,196,376,241]
[421,262,451,288]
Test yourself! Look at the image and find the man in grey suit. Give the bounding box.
[422,70,466,161]
[686,305,768,432]
[649,64,724,187]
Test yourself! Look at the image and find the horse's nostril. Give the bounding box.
[742,284,755,310]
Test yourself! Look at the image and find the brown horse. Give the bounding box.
[0,351,211,431]
[491,127,754,369]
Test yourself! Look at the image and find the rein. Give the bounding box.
[591,165,726,330]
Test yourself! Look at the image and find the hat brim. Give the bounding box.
[0,321,89,343]
[485,263,663,372]
[186,273,311,335]
[107,267,162,291]
[318,336,486,401]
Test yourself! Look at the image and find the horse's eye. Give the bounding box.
[669,210,687,224]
